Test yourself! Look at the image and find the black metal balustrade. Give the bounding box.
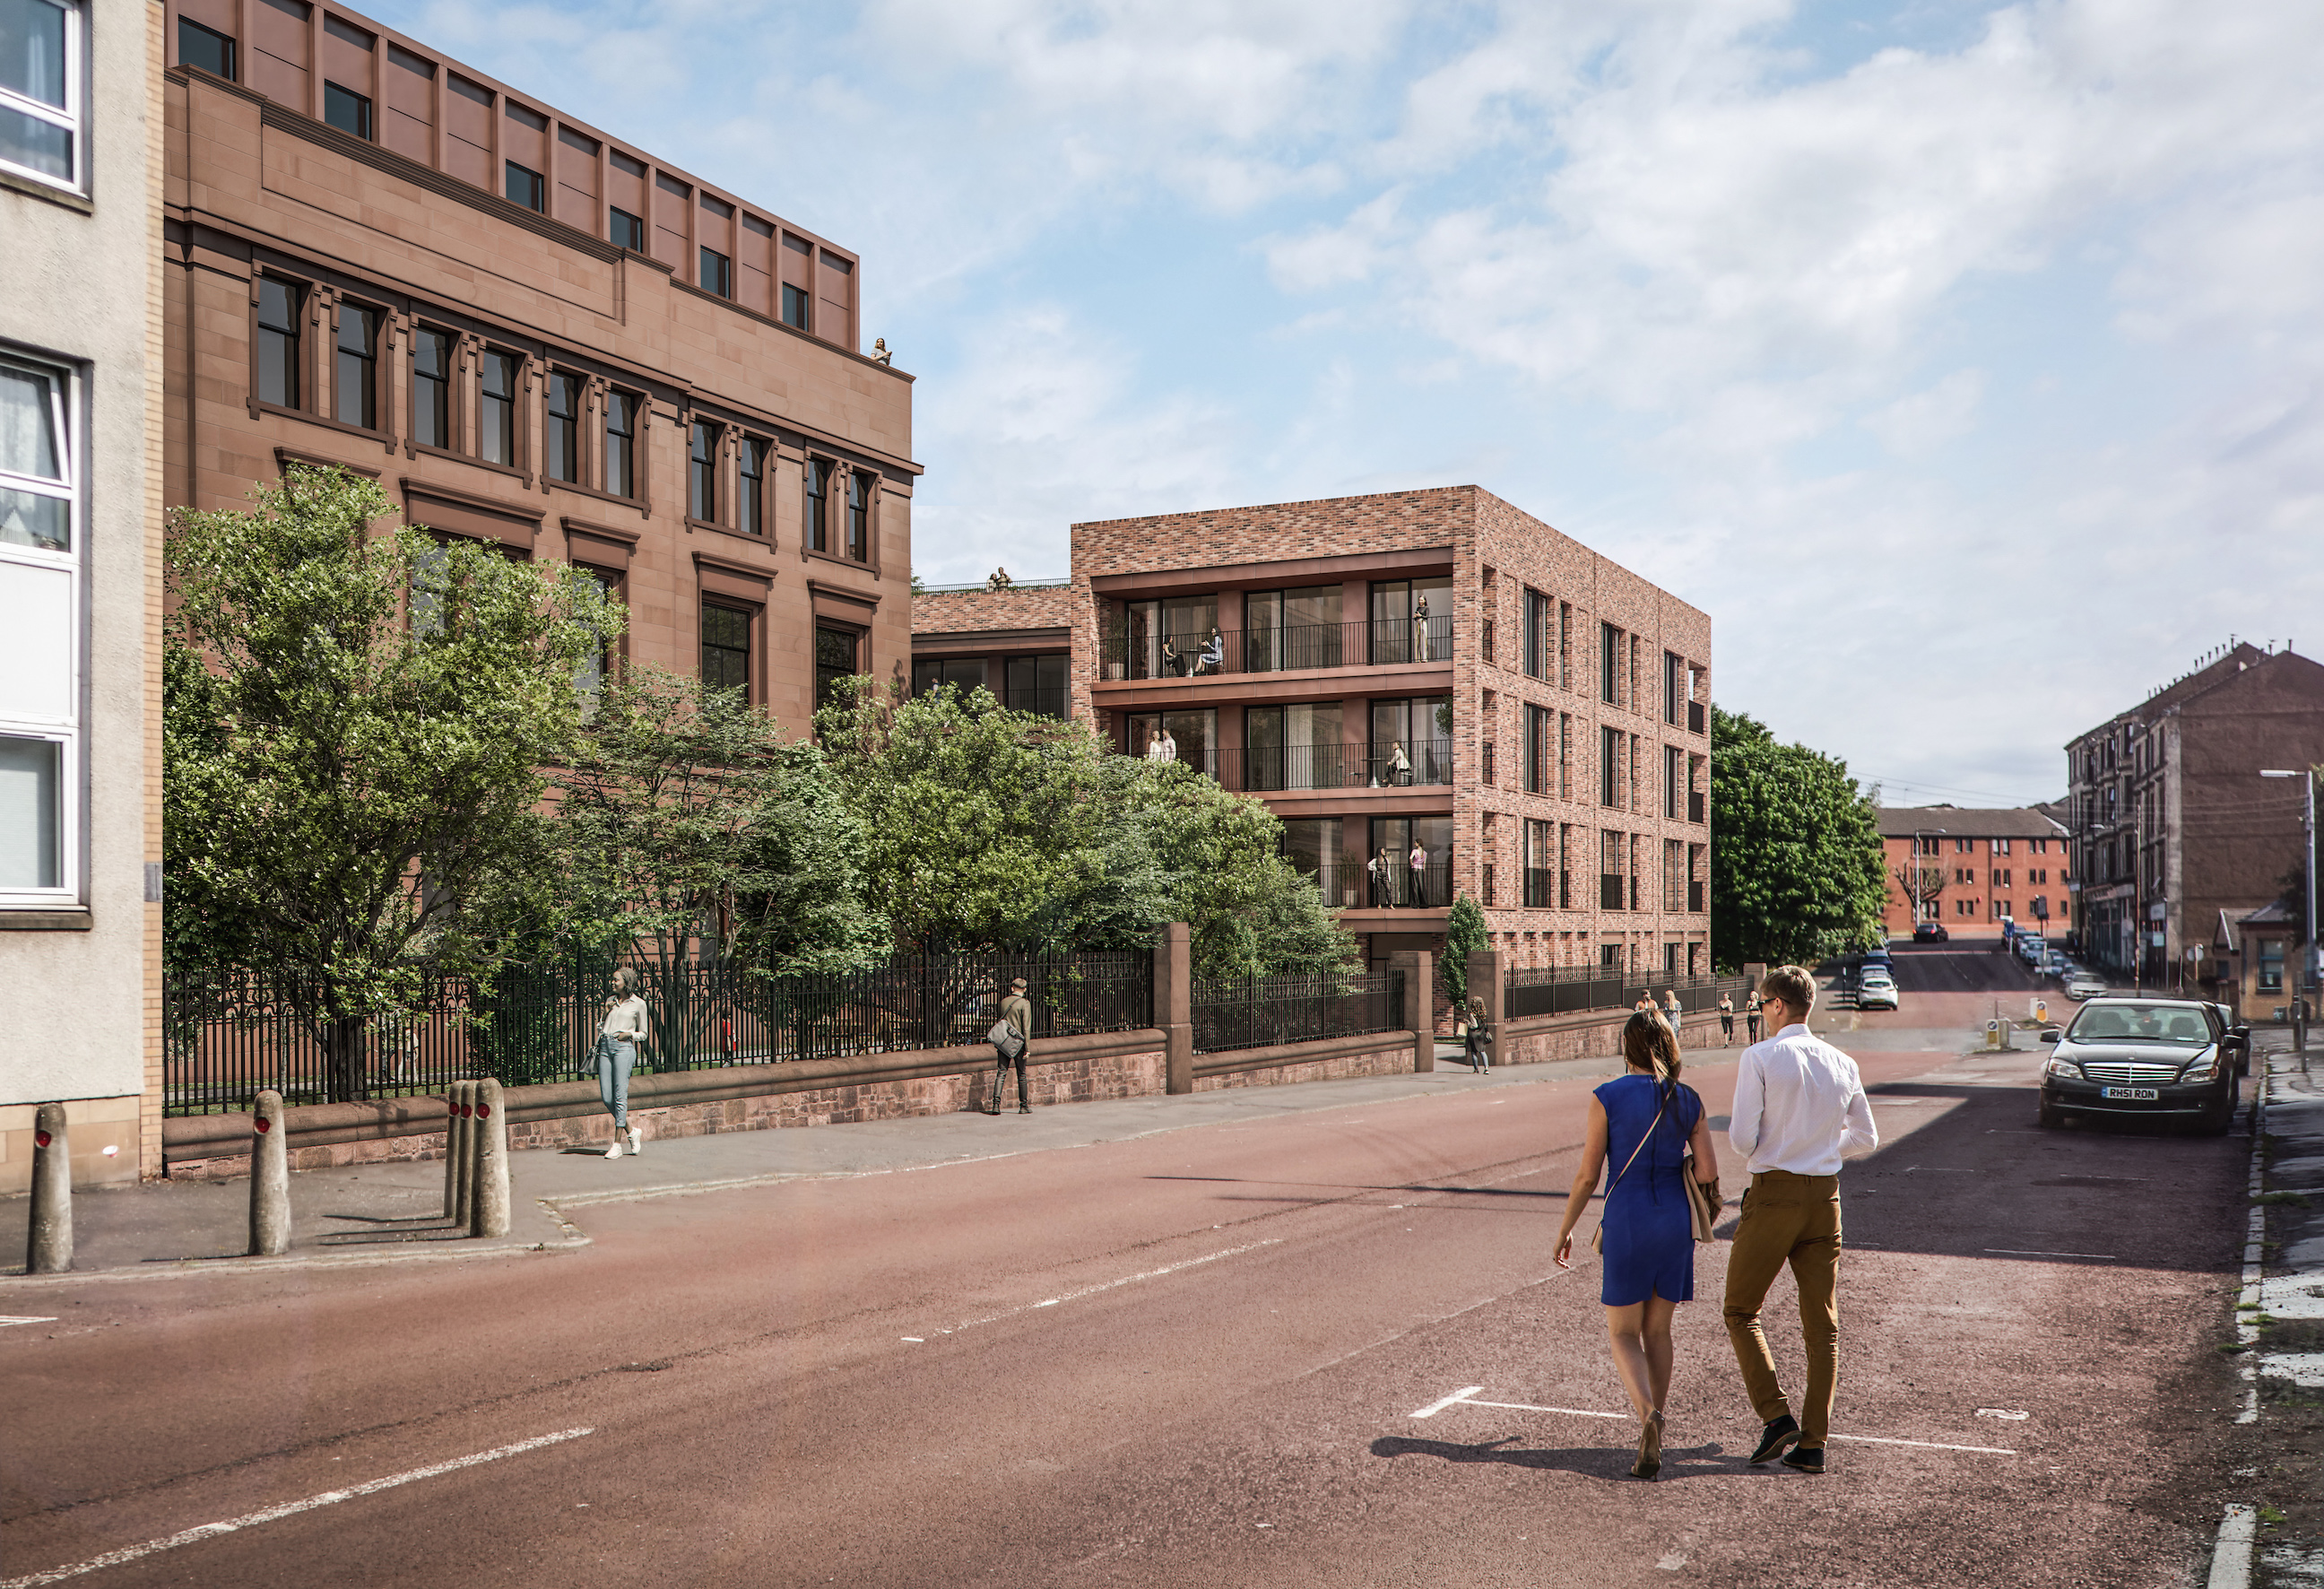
[1202,740,1453,794]
[1504,968,1747,1020]
[1099,617,1455,680]
[1191,968,1405,1055]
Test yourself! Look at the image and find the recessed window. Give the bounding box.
[505,161,544,212]
[701,603,750,696]
[845,469,871,561]
[324,82,372,141]
[814,625,857,710]
[178,17,236,81]
[0,735,61,890]
[334,302,378,430]
[609,206,644,251]
[689,420,715,521]
[781,283,810,331]
[323,13,371,48]
[544,372,579,483]
[255,277,302,410]
[1,0,81,188]
[609,149,643,177]
[0,352,76,903]
[802,457,827,551]
[699,247,732,299]
[0,358,72,553]
[479,350,517,466]
[504,100,546,133]
[603,391,636,498]
[736,436,767,535]
[386,42,431,78]
[411,326,450,448]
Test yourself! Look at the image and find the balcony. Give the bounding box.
[1306,857,1453,912]
[1101,617,1454,681]
[1173,740,1453,794]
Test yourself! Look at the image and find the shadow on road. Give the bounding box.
[1371,1434,1754,1483]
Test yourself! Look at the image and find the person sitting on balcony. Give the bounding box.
[1160,634,1183,676]
[1194,627,1226,675]
[1389,741,1412,786]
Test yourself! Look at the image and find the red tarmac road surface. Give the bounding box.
[2,1033,2250,1587]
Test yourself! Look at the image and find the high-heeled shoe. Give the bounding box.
[1631,1410,1664,1479]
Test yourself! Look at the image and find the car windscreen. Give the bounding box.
[2064,1004,2214,1046]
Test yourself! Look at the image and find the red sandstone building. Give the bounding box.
[915,489,1713,976]
[162,0,915,729]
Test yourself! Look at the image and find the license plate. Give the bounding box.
[2101,1086,2159,1101]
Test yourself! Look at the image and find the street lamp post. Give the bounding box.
[2262,768,2319,1055]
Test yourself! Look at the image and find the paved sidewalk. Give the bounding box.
[2241,1035,2324,1585]
[2,1019,1966,1282]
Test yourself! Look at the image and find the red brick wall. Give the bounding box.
[912,585,1079,635]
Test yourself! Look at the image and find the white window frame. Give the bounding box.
[0,0,88,195]
[0,349,83,907]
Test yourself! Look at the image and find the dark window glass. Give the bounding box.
[1601,725,1619,806]
[334,303,377,430]
[689,421,715,521]
[702,603,750,696]
[603,391,635,497]
[505,100,546,132]
[256,278,300,409]
[781,283,810,330]
[814,625,857,710]
[699,247,732,298]
[1003,653,1068,717]
[178,19,237,80]
[802,457,827,551]
[1524,590,1547,679]
[479,352,517,466]
[412,328,449,448]
[323,82,371,140]
[387,42,431,78]
[736,436,766,534]
[1601,622,1619,704]
[544,372,578,483]
[505,161,544,212]
[610,207,645,251]
[845,470,870,561]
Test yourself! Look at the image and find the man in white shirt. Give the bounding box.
[1723,964,1878,1473]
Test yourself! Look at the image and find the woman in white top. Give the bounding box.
[597,966,650,1159]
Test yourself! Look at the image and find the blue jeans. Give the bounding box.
[595,1036,636,1129]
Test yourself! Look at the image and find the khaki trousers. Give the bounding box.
[1722,1169,1843,1446]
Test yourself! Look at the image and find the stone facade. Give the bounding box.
[160,0,916,740]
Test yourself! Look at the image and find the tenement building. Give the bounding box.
[2065,642,2324,988]
[1877,805,2069,941]
[3,0,167,1189]
[907,489,1713,976]
[161,0,915,731]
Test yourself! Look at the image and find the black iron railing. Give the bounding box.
[1505,968,1746,1020]
[1203,740,1453,793]
[163,951,1153,1115]
[1192,968,1405,1055]
[1100,617,1455,680]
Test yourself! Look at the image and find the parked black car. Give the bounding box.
[2038,997,2247,1133]
[1912,922,1949,942]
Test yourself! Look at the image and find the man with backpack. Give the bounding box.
[985,977,1036,1115]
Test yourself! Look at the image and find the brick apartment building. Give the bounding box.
[161,0,915,734]
[2065,642,2324,987]
[909,578,1073,718]
[1877,805,2069,941]
[3,0,166,1191]
[914,489,1714,977]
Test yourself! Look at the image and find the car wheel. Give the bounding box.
[2198,1093,2235,1136]
[2037,1097,2066,1130]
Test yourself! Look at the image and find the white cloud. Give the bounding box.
[1863,369,1985,458]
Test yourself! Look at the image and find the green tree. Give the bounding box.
[1708,706,1888,970]
[815,680,1357,977]
[165,466,620,1100]
[1440,894,1489,1006]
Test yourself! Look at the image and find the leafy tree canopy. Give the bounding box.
[1709,706,1887,970]
[815,680,1357,978]
[1441,894,1489,1006]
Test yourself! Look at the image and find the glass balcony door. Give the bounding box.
[1244,702,1344,791]
[1368,577,1452,665]
[1244,586,1343,673]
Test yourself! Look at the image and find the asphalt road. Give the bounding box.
[2,1029,2252,1588]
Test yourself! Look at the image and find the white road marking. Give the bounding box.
[1975,1408,2031,1420]
[1984,1248,2119,1260]
[899,1337,924,1342]
[1406,1386,2016,1454]
[2208,1504,2258,1589]
[0,1427,594,1589]
[1903,1166,1974,1174]
[935,1239,1284,1336]
[0,1316,58,1327]
[1657,1551,1689,1571]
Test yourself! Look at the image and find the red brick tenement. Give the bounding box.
[1043,488,1712,977]
[161,0,916,733]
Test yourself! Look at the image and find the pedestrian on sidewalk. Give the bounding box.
[1662,988,1683,1041]
[596,967,650,1159]
[985,977,1035,1115]
[1721,965,1878,1474]
[1718,992,1735,1045]
[1744,990,1762,1044]
[1554,1011,1722,1480]
[1460,997,1490,1072]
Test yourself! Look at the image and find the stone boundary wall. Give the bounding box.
[1192,1031,1421,1092]
[1498,1004,1724,1067]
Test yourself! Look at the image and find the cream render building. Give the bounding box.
[1,0,168,1190]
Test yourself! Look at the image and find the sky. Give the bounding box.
[369,0,2324,808]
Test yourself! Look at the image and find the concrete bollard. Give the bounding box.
[26,1102,72,1274]
[450,1081,478,1229]
[247,1090,290,1256]
[470,1078,510,1239]
[442,1080,471,1222]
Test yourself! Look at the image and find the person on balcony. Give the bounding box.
[1412,594,1432,663]
[1195,627,1225,675]
[1145,725,1177,764]
[1160,634,1183,676]
[1409,838,1430,907]
[1388,741,1411,786]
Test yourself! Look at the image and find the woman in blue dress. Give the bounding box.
[1554,1010,1723,1478]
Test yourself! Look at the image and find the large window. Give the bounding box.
[0,353,76,902]
[845,470,871,560]
[689,421,716,521]
[1244,701,1343,790]
[334,302,378,430]
[479,350,517,467]
[1600,725,1619,806]
[1524,704,1548,794]
[1369,577,1452,665]
[505,161,544,213]
[802,457,828,551]
[256,277,301,410]
[1004,653,1068,718]
[1524,820,1552,907]
[1664,744,1683,820]
[699,247,733,299]
[178,16,235,81]
[543,372,579,483]
[911,657,985,699]
[1127,708,1217,776]
[1600,622,1620,705]
[701,603,750,696]
[1369,696,1452,786]
[1524,588,1548,679]
[324,82,371,140]
[412,327,450,449]
[1123,595,1218,679]
[782,282,811,331]
[814,624,858,710]
[736,436,767,534]
[603,390,637,498]
[609,207,645,252]
[2,0,81,190]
